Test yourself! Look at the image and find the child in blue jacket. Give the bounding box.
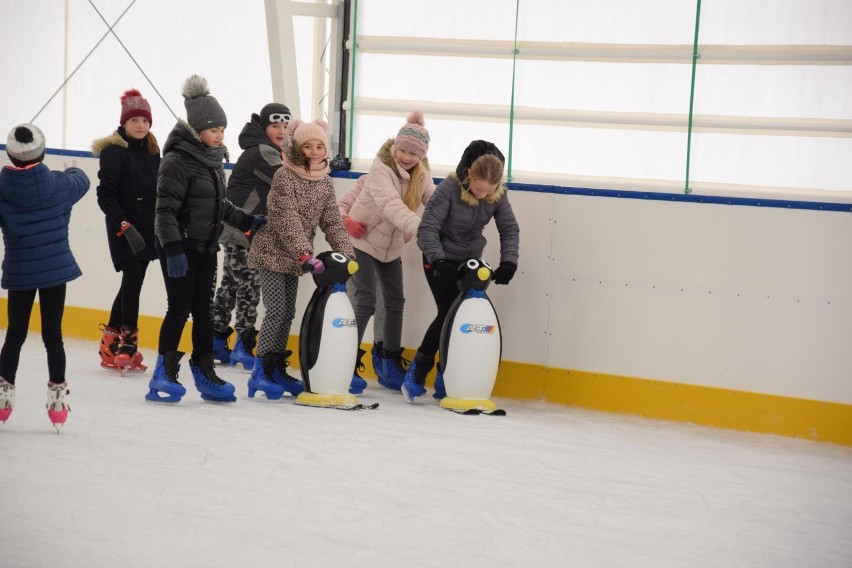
[0,124,90,430]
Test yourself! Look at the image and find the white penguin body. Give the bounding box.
[302,290,358,395]
[298,252,360,398]
[442,295,502,399]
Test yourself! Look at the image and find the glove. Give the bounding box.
[249,214,267,233]
[492,262,517,285]
[166,252,188,278]
[343,215,368,238]
[432,259,458,281]
[119,221,146,255]
[298,253,325,275]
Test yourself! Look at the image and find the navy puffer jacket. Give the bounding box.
[0,164,90,290]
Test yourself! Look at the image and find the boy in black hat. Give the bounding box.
[211,102,291,369]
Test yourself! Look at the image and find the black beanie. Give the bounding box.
[259,103,292,128]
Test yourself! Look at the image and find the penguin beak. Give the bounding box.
[477,267,490,282]
[348,260,359,275]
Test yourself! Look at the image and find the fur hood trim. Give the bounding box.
[91,129,160,157]
[451,172,507,207]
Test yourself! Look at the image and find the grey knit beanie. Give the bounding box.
[182,75,227,133]
[6,123,46,166]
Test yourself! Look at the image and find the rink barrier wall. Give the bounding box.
[2,300,851,446]
[1,148,851,446]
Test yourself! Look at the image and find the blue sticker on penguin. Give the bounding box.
[332,317,356,328]
[460,323,495,334]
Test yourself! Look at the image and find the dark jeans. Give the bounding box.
[108,259,151,328]
[417,255,463,358]
[0,284,67,384]
[157,250,218,357]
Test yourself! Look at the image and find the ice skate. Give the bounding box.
[46,381,70,432]
[99,324,121,371]
[268,350,305,397]
[432,366,446,400]
[212,327,234,365]
[114,326,147,376]
[190,352,237,402]
[0,377,15,424]
[401,352,433,402]
[146,351,187,403]
[349,348,368,395]
[247,354,286,400]
[371,341,384,384]
[229,327,258,370]
[378,347,408,391]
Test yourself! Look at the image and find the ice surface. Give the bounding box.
[3,338,852,568]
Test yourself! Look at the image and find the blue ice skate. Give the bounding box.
[401,352,432,402]
[371,341,385,384]
[145,352,187,403]
[189,353,237,402]
[212,327,233,365]
[432,367,446,400]
[378,347,407,391]
[349,348,368,395]
[247,355,286,400]
[229,328,258,370]
[268,350,305,396]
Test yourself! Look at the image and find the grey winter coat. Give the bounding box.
[417,173,519,265]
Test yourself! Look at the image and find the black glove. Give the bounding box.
[432,259,458,281]
[492,262,517,285]
[120,221,146,255]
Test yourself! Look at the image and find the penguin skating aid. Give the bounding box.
[437,258,506,416]
[295,252,378,411]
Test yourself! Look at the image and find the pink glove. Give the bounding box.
[298,253,325,275]
[343,215,368,238]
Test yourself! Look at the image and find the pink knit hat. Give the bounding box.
[288,119,329,147]
[392,111,429,159]
[120,89,152,126]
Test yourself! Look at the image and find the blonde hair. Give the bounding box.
[466,154,504,187]
[403,161,427,211]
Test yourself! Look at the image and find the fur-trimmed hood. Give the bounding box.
[449,171,507,207]
[91,128,160,157]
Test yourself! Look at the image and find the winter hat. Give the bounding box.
[392,111,429,159]
[259,102,292,128]
[182,74,227,133]
[455,140,505,183]
[287,119,329,147]
[120,88,152,126]
[6,123,46,167]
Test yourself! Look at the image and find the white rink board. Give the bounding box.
[1,153,851,406]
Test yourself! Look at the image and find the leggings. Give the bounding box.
[416,256,462,358]
[0,284,67,384]
[108,259,151,328]
[157,250,218,356]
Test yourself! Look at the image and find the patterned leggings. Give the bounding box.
[256,269,299,357]
[211,244,261,333]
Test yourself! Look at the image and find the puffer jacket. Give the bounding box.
[249,166,353,275]
[338,139,434,262]
[417,173,519,265]
[219,115,285,248]
[0,164,89,290]
[155,119,253,257]
[92,127,160,269]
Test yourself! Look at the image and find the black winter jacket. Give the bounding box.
[93,127,160,270]
[155,120,253,257]
[219,115,284,248]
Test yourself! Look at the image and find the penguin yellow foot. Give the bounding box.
[295,392,364,410]
[440,397,498,414]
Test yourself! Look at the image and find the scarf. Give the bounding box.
[284,155,329,181]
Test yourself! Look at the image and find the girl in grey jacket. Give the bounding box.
[402,140,520,401]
